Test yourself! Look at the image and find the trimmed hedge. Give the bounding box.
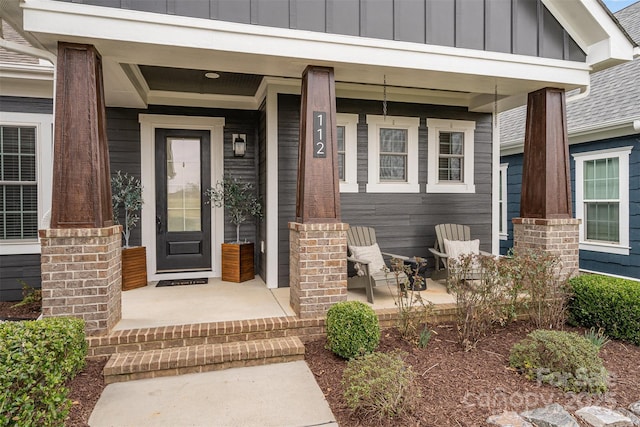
[326,301,380,359]
[509,329,608,393]
[0,317,87,426]
[568,274,640,345]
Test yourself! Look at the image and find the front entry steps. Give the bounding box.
[103,336,305,384]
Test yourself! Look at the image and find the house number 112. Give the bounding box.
[313,111,326,158]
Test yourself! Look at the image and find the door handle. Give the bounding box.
[156,216,162,233]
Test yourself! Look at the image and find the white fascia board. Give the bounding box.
[147,91,260,110]
[22,0,591,89]
[543,0,634,69]
[0,63,54,80]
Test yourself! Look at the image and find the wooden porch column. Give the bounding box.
[520,87,571,219]
[515,87,580,278]
[290,66,347,318]
[41,42,121,335]
[51,42,113,228]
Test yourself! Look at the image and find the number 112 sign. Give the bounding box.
[313,111,326,158]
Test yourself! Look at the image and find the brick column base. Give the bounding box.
[40,226,122,335]
[513,218,581,279]
[289,222,348,318]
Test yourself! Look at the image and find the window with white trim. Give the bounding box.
[426,118,476,193]
[366,115,419,193]
[499,163,508,240]
[1,125,38,240]
[573,147,631,255]
[336,113,358,193]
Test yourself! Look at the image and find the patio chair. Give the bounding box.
[428,224,489,281]
[346,226,410,304]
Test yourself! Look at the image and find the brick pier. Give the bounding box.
[513,218,581,279]
[289,222,348,318]
[40,225,122,335]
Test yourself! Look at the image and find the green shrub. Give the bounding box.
[326,301,380,359]
[342,351,420,421]
[509,329,608,393]
[568,274,640,345]
[0,317,87,426]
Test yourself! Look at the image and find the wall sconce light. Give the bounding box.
[232,134,246,157]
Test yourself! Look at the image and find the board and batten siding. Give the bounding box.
[0,96,53,301]
[278,94,493,287]
[106,106,260,250]
[54,0,585,62]
[501,135,640,280]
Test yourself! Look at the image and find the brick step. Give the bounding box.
[103,336,305,384]
[87,316,325,358]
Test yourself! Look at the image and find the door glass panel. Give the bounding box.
[166,138,201,232]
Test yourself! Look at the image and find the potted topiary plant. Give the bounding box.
[111,170,147,291]
[206,175,263,282]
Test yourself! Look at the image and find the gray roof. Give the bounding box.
[500,2,640,145]
[0,20,39,66]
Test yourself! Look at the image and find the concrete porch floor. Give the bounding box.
[115,276,455,330]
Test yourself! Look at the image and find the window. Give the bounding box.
[573,147,631,255]
[499,163,508,240]
[1,126,38,240]
[426,118,476,193]
[366,115,419,193]
[0,113,53,255]
[336,113,358,193]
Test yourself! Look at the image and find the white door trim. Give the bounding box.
[139,114,225,281]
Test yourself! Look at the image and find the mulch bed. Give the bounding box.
[305,321,640,427]
[0,300,41,321]
[2,300,638,426]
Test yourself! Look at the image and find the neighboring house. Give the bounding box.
[0,0,634,301]
[500,2,640,280]
[0,19,54,300]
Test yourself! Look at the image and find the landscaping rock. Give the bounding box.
[630,402,640,418]
[575,406,632,427]
[521,403,579,427]
[487,411,533,426]
[617,409,640,426]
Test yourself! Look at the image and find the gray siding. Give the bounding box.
[278,94,493,287]
[0,254,41,302]
[257,100,267,281]
[106,106,260,254]
[0,96,53,114]
[55,0,586,62]
[0,96,52,301]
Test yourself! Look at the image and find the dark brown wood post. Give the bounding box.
[296,66,341,223]
[520,87,572,219]
[51,42,113,228]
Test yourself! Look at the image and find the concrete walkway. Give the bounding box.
[89,361,338,427]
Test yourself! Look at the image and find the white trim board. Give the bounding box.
[138,114,225,281]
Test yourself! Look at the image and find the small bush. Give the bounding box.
[326,301,380,359]
[584,327,610,351]
[509,329,608,393]
[0,317,87,426]
[449,253,512,350]
[387,257,433,346]
[342,351,420,421]
[568,274,640,345]
[502,248,569,330]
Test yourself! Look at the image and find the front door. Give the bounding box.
[155,129,211,272]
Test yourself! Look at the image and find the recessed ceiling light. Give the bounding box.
[205,72,220,79]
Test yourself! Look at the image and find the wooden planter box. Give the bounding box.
[122,246,148,291]
[221,242,254,283]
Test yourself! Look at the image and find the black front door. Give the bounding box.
[155,129,211,272]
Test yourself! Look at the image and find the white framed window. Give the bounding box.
[366,115,419,193]
[426,118,476,193]
[573,146,631,255]
[0,112,53,255]
[499,163,508,240]
[336,113,358,193]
